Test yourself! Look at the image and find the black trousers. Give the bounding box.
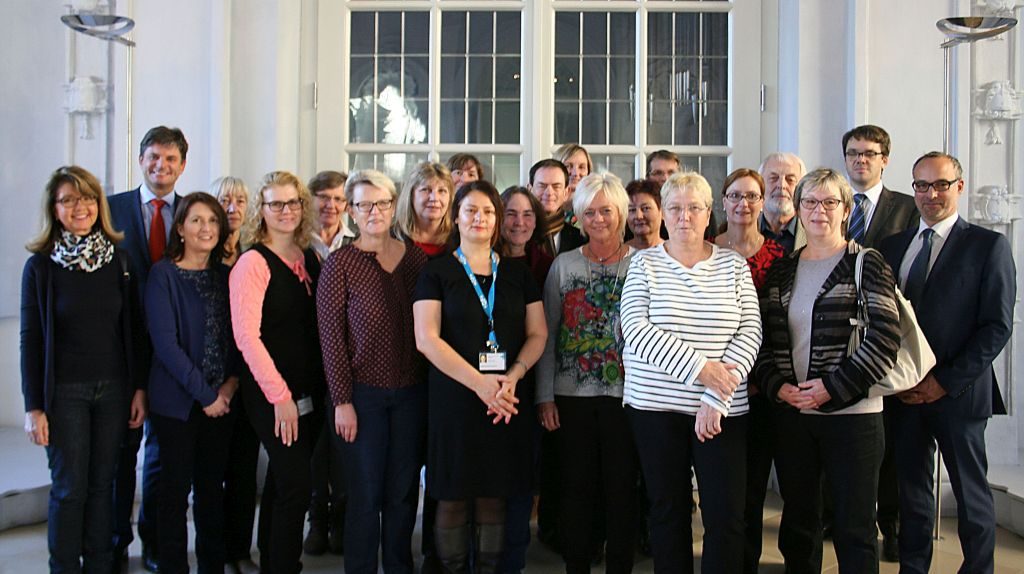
[774,410,883,574]
[555,396,637,574]
[151,406,234,574]
[893,404,994,574]
[223,396,261,562]
[742,395,776,574]
[876,399,899,537]
[628,406,747,574]
[243,380,324,574]
[309,398,346,528]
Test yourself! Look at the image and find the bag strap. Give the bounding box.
[851,248,871,329]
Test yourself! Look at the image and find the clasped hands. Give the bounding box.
[778,378,831,410]
[476,373,520,424]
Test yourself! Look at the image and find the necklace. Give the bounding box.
[584,247,627,335]
[586,242,623,263]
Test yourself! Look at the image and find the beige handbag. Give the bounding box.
[848,248,936,398]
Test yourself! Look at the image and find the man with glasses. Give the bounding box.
[840,124,919,562]
[879,152,1015,574]
[108,125,189,573]
[645,150,681,189]
[758,152,807,254]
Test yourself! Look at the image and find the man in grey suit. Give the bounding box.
[841,124,919,561]
[108,125,188,573]
[879,152,1015,574]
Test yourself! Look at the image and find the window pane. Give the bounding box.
[494,102,520,144]
[440,101,466,143]
[648,12,673,56]
[703,13,728,57]
[581,57,607,100]
[440,57,466,99]
[405,56,429,98]
[705,56,728,101]
[609,12,634,55]
[609,102,634,145]
[674,101,699,145]
[703,102,728,146]
[468,11,493,54]
[442,12,467,54]
[647,101,673,145]
[591,154,637,183]
[467,101,493,144]
[351,13,375,54]
[582,12,607,55]
[555,12,579,55]
[405,12,430,54]
[675,13,699,57]
[494,57,521,99]
[351,153,428,185]
[467,57,493,99]
[581,101,607,145]
[378,12,402,53]
[554,58,579,100]
[350,56,374,99]
[554,102,579,143]
[495,12,521,54]
[648,57,672,100]
[608,57,634,100]
[491,154,521,190]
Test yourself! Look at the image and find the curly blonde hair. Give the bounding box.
[242,171,316,249]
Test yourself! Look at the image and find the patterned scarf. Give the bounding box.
[50,229,114,272]
[543,209,567,257]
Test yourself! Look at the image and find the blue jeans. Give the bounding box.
[341,383,427,574]
[46,380,129,573]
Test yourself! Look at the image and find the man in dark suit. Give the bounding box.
[841,124,919,561]
[758,152,807,254]
[879,152,1015,574]
[108,126,188,573]
[529,158,586,257]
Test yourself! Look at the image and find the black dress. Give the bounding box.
[414,254,541,500]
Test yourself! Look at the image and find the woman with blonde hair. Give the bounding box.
[395,161,455,259]
[554,143,593,201]
[211,176,250,266]
[21,165,147,572]
[230,170,326,573]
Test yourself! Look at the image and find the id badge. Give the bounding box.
[478,351,507,372]
[296,396,314,416]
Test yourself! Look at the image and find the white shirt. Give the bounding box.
[897,212,959,290]
[138,182,176,241]
[854,181,884,230]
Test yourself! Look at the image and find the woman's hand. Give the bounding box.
[220,376,240,402]
[203,395,231,418]
[335,403,358,443]
[697,361,740,397]
[777,380,830,410]
[694,403,723,442]
[274,399,300,446]
[797,378,831,409]
[129,390,147,429]
[475,374,518,424]
[537,401,560,431]
[25,410,48,446]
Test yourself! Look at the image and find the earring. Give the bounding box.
[180,237,185,243]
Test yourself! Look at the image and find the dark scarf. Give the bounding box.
[50,229,114,272]
[543,209,567,257]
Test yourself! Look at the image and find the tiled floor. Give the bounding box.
[4,491,1024,573]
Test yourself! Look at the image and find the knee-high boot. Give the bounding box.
[475,524,505,574]
[435,524,470,574]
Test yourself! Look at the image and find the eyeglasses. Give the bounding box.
[664,204,709,218]
[845,150,884,160]
[724,192,763,203]
[263,199,304,213]
[316,194,347,206]
[798,197,843,211]
[911,178,960,194]
[56,195,98,208]
[353,199,394,213]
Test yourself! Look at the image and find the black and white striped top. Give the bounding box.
[621,244,762,416]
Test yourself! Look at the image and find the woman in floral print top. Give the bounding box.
[535,172,639,574]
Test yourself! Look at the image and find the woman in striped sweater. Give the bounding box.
[751,168,900,574]
[621,171,762,573]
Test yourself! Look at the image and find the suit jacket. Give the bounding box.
[107,187,182,295]
[878,217,1016,417]
[859,187,919,248]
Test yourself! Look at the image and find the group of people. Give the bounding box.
[20,124,1016,574]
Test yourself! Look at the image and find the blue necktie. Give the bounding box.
[847,193,867,243]
[903,228,934,305]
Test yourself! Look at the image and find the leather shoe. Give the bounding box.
[881,534,899,562]
[304,522,328,555]
[141,544,160,573]
[111,547,128,574]
[226,558,260,574]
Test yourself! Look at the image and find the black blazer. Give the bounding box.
[878,217,1016,417]
[859,187,919,248]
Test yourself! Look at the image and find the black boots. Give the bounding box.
[434,523,505,574]
[474,524,505,574]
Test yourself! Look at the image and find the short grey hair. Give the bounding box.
[572,172,629,238]
[758,152,807,178]
[344,169,398,204]
[794,168,854,221]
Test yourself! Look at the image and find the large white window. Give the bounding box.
[316,0,761,194]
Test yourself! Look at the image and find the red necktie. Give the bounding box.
[149,198,167,263]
